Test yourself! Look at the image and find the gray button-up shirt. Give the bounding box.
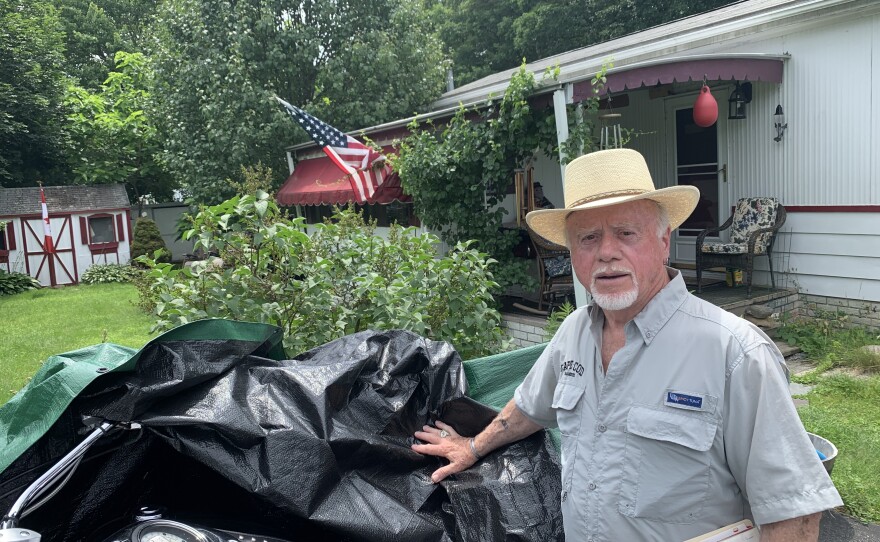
[514,269,842,541]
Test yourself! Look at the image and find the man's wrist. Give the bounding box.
[469,437,482,461]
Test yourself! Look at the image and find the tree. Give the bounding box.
[149,0,448,204]
[131,216,169,263]
[55,0,161,89]
[432,0,737,87]
[0,0,69,187]
[426,0,528,86]
[64,51,177,203]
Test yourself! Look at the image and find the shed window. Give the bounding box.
[89,216,116,243]
[0,223,7,250]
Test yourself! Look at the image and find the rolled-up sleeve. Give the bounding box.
[513,314,580,429]
[514,339,560,428]
[723,342,843,525]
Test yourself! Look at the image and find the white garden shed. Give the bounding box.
[0,185,131,286]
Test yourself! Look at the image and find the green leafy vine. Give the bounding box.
[394,61,611,293]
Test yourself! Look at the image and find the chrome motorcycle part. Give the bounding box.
[131,520,207,542]
[0,528,41,541]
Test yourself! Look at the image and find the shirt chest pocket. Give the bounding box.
[551,382,586,436]
[617,405,718,524]
[551,381,587,495]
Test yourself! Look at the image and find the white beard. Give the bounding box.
[590,268,639,311]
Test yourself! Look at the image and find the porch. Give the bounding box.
[501,272,799,349]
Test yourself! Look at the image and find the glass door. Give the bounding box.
[667,98,727,262]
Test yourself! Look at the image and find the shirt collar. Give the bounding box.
[587,267,689,344]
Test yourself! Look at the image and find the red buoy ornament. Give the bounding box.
[693,85,718,127]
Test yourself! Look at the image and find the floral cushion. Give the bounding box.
[544,256,572,278]
[701,242,768,255]
[728,197,778,251]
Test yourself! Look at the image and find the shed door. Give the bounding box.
[22,215,77,286]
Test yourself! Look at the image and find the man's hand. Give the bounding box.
[412,420,476,483]
[411,400,543,484]
[760,512,821,542]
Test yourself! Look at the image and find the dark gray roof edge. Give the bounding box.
[0,184,131,216]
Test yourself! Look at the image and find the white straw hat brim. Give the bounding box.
[525,185,700,247]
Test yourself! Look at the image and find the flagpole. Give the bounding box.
[38,181,57,286]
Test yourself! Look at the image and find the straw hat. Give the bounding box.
[525,149,700,247]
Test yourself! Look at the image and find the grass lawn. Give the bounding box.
[798,374,880,523]
[0,283,154,404]
[1,285,878,523]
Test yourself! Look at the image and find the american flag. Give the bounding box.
[275,96,391,204]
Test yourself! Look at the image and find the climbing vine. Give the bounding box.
[394,62,609,292]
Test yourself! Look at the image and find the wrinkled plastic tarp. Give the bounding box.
[1,327,562,541]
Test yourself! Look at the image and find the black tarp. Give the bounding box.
[1,329,562,541]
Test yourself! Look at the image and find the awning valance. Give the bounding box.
[276,146,409,206]
[572,55,785,102]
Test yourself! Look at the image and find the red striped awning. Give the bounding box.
[276,146,409,206]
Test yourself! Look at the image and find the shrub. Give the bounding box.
[0,270,41,296]
[545,301,576,341]
[80,264,141,284]
[131,217,170,263]
[137,192,511,358]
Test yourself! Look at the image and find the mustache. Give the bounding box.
[592,266,634,279]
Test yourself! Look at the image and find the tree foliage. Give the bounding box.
[65,52,177,202]
[55,0,160,89]
[131,217,169,263]
[0,0,69,187]
[430,0,736,86]
[137,194,509,358]
[149,0,448,204]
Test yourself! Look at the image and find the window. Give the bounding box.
[89,216,116,243]
[0,223,7,251]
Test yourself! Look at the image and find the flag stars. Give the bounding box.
[276,96,389,204]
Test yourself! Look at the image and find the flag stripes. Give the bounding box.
[275,96,391,204]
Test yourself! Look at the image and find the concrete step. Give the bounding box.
[774,340,802,359]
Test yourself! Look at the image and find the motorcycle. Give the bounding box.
[0,321,562,542]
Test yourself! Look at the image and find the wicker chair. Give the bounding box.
[696,197,787,297]
[526,226,574,310]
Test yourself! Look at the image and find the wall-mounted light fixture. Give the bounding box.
[773,105,788,142]
[728,81,752,120]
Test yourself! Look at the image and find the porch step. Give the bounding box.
[743,313,782,333]
[774,339,802,359]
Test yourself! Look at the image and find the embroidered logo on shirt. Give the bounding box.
[560,359,584,378]
[665,391,705,410]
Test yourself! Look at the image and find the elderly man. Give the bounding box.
[412,149,841,541]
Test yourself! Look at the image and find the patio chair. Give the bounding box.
[526,225,574,310]
[695,197,787,297]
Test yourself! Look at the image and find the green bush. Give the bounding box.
[544,301,575,341]
[0,270,41,296]
[137,192,511,358]
[778,310,875,361]
[80,264,141,284]
[131,217,170,263]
